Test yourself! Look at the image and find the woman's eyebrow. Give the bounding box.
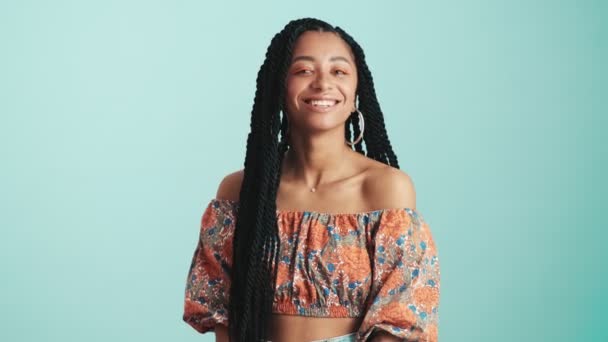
[291,55,352,65]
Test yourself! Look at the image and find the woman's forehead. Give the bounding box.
[290,31,355,63]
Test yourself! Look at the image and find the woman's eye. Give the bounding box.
[335,70,347,75]
[296,69,312,75]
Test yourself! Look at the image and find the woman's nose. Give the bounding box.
[311,72,333,91]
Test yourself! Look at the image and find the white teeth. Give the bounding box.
[309,100,337,107]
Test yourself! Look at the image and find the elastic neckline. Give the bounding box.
[212,198,417,217]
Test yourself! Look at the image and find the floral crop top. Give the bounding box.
[183,198,441,341]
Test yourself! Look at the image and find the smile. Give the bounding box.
[302,98,341,112]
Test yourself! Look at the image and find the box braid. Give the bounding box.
[334,26,400,166]
[228,18,399,342]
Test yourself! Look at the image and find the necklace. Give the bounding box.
[308,146,350,193]
[286,145,351,194]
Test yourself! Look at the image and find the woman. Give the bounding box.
[183,18,440,342]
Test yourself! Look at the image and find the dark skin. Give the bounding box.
[214,31,414,342]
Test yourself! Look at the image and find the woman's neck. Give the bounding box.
[281,138,354,189]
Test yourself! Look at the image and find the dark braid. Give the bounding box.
[335,26,399,167]
[228,18,399,341]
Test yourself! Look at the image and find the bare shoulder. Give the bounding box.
[215,168,244,202]
[362,164,416,210]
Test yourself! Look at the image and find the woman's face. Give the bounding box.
[284,30,358,134]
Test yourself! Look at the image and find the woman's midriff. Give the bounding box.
[269,314,362,342]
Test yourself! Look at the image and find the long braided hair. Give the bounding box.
[228,18,399,341]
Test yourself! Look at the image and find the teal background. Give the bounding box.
[1,0,605,341]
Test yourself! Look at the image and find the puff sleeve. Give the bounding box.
[183,199,236,334]
[357,208,441,342]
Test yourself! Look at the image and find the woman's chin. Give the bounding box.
[292,121,346,134]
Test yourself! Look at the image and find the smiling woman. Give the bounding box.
[182,18,440,342]
[285,31,358,131]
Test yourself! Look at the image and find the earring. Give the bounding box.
[280,110,290,136]
[346,109,365,146]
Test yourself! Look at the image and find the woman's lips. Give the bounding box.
[302,99,341,113]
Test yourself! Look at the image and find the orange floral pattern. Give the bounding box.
[183,199,441,341]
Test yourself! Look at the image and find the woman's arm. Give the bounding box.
[215,324,229,342]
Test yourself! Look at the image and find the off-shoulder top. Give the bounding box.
[183,198,441,342]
